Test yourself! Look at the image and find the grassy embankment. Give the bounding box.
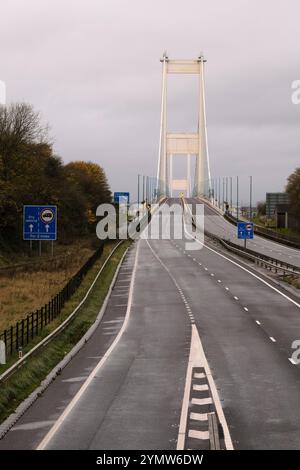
[251,216,300,240]
[0,239,131,424]
[0,238,97,331]
[283,275,300,290]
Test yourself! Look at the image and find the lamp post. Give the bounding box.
[222,177,225,211]
[226,176,228,205]
[236,176,239,222]
[249,175,253,220]
[230,176,233,214]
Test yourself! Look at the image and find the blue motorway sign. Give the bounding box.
[114,192,130,204]
[237,222,254,240]
[23,205,57,241]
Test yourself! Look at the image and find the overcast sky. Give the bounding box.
[1,0,300,203]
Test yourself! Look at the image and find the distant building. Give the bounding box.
[266,192,289,218]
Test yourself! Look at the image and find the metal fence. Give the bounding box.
[0,241,104,358]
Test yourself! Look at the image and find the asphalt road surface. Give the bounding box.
[1,200,300,450]
[185,197,300,268]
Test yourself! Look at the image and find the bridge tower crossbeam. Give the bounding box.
[157,53,211,199]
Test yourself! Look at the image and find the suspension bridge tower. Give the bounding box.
[156,53,211,198]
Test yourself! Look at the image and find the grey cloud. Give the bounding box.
[0,0,300,202]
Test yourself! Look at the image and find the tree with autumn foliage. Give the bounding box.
[61,161,112,239]
[0,103,112,246]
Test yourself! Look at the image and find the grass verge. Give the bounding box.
[0,239,131,424]
[282,274,300,290]
[0,238,98,330]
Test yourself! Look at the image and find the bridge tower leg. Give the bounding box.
[195,55,211,198]
[157,53,168,198]
[187,154,191,197]
[157,53,211,200]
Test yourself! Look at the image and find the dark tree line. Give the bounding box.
[286,167,300,223]
[0,103,112,246]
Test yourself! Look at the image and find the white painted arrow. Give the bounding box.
[45,224,49,233]
[29,224,33,233]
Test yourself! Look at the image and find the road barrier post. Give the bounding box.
[0,340,6,365]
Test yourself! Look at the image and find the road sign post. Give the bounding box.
[0,340,6,365]
[114,192,130,205]
[23,206,57,255]
[237,222,254,249]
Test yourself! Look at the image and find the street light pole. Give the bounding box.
[236,176,239,222]
[249,175,253,220]
[146,176,149,201]
[230,176,232,213]
[222,177,225,211]
[226,176,228,205]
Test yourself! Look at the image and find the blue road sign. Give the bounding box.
[237,222,254,240]
[23,205,57,241]
[114,192,130,204]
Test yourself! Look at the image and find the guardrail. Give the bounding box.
[0,200,163,379]
[184,202,300,277]
[219,237,300,276]
[0,241,104,359]
[223,212,300,250]
[0,240,124,384]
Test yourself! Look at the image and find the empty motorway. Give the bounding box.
[190,198,300,268]
[1,200,300,450]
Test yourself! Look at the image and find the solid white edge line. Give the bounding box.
[183,204,300,309]
[0,245,129,441]
[146,239,233,451]
[198,196,300,256]
[192,325,234,450]
[36,240,140,450]
[177,337,194,450]
[0,241,125,384]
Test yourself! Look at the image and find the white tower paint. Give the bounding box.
[157,54,211,198]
